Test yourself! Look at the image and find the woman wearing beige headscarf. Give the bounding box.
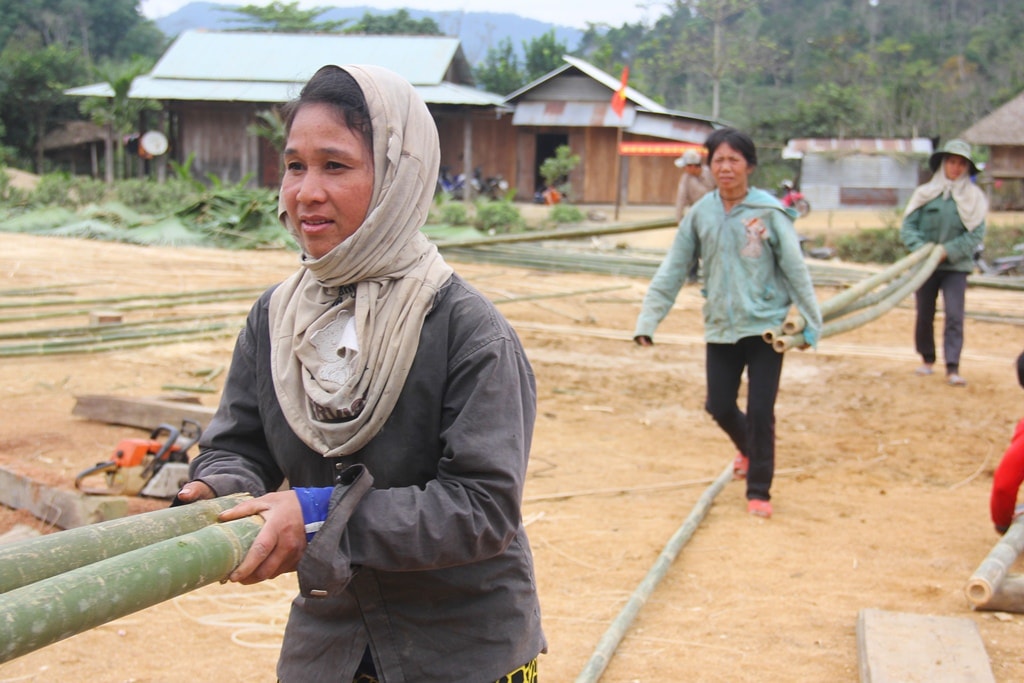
[175,65,545,683]
[901,139,987,387]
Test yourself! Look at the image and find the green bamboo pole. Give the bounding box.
[772,244,945,352]
[965,516,1024,607]
[575,461,734,683]
[821,257,928,322]
[819,244,938,318]
[0,515,263,664]
[0,286,266,311]
[0,495,250,595]
[769,245,939,341]
[434,217,677,250]
[0,312,247,341]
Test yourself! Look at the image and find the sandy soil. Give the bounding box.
[2,206,1024,682]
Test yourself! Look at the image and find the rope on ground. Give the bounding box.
[574,460,735,683]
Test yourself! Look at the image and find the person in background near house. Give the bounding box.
[174,64,545,683]
[990,350,1024,534]
[674,148,717,283]
[901,138,987,387]
[633,127,822,519]
[674,148,716,223]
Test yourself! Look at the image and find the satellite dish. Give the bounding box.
[139,131,169,157]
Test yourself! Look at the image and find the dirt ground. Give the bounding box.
[2,206,1024,682]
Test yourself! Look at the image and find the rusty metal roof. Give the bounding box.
[783,138,933,158]
[505,55,718,140]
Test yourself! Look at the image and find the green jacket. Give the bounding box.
[635,187,822,344]
[900,194,985,273]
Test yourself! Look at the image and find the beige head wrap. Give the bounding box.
[269,64,453,457]
[903,167,988,231]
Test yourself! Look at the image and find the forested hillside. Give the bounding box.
[573,0,1024,143]
[1,0,1022,173]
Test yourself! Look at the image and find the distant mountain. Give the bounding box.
[153,3,584,65]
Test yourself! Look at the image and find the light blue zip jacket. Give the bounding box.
[635,187,822,345]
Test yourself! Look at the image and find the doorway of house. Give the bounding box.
[535,133,568,196]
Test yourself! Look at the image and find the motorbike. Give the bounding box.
[973,243,1024,277]
[780,181,811,218]
[436,166,467,199]
[472,167,510,200]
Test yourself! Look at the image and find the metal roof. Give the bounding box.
[69,76,505,107]
[151,31,465,84]
[504,56,718,140]
[783,138,933,159]
[66,30,503,107]
[505,55,669,114]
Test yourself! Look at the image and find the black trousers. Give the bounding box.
[704,337,783,501]
[914,270,967,373]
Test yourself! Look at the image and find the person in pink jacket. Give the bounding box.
[990,350,1024,533]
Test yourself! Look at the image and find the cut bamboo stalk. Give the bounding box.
[772,245,937,342]
[819,244,938,318]
[434,217,677,249]
[970,575,1024,613]
[762,326,782,343]
[822,258,928,322]
[781,316,806,335]
[773,244,945,352]
[965,516,1024,607]
[0,515,263,664]
[574,461,734,683]
[0,495,250,595]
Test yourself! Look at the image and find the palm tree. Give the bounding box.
[79,57,158,183]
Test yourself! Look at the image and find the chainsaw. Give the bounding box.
[75,419,202,498]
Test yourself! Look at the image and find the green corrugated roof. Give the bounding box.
[68,30,504,107]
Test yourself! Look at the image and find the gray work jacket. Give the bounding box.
[190,274,546,682]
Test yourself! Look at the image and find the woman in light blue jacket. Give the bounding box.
[634,128,821,519]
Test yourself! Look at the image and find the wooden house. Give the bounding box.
[960,91,1024,209]
[504,57,719,205]
[67,35,719,205]
[67,30,507,189]
[782,138,933,211]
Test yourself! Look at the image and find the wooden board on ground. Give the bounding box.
[72,394,217,431]
[856,608,995,683]
[0,466,128,529]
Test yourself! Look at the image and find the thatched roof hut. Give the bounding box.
[960,91,1024,180]
[40,121,105,151]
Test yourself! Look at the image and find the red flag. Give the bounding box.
[610,66,629,117]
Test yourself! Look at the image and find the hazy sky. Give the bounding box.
[138,0,669,31]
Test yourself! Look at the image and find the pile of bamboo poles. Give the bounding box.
[0,495,261,663]
[764,243,946,352]
[965,516,1024,613]
[0,285,262,357]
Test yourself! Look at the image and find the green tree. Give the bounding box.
[0,0,164,63]
[522,30,567,83]
[222,1,348,33]
[475,37,525,95]
[0,39,87,172]
[346,9,442,35]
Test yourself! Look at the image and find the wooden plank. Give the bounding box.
[72,394,216,431]
[0,466,128,530]
[857,608,995,683]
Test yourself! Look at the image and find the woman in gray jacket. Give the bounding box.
[175,64,544,683]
